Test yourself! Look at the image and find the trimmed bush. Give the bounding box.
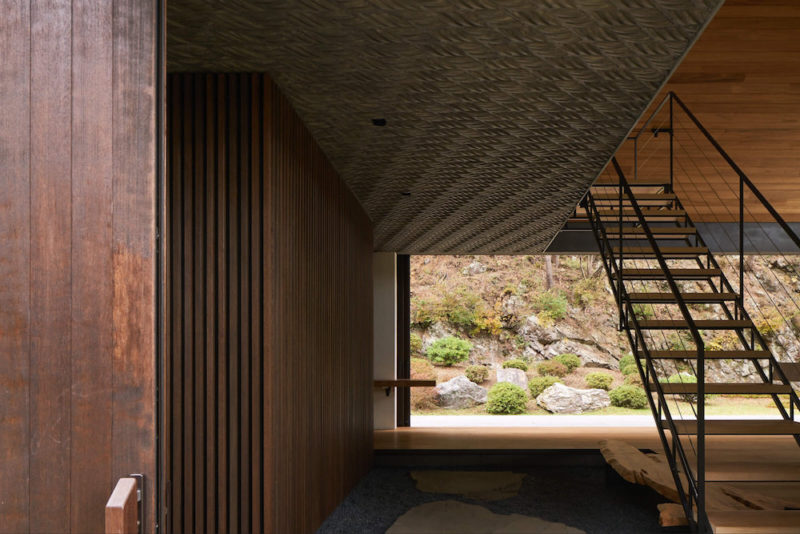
[624,373,642,386]
[427,336,473,367]
[410,332,423,355]
[618,354,635,371]
[410,357,436,380]
[537,360,569,377]
[529,376,561,398]
[465,365,489,384]
[585,372,613,391]
[502,358,529,372]
[555,353,581,372]
[609,385,648,409]
[487,382,527,415]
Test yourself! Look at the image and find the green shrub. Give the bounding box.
[555,353,581,372]
[410,332,423,356]
[487,382,528,414]
[535,290,568,322]
[411,297,438,327]
[609,385,648,409]
[426,336,473,366]
[572,277,604,307]
[502,358,529,372]
[618,354,635,371]
[624,373,642,386]
[529,376,561,398]
[585,372,613,390]
[618,354,639,376]
[537,360,569,377]
[465,365,489,384]
[410,357,436,380]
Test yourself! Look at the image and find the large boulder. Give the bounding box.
[495,368,528,390]
[536,383,610,414]
[545,339,615,370]
[436,376,488,409]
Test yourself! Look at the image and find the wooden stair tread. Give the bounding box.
[663,419,800,435]
[621,268,722,279]
[593,181,669,188]
[593,193,677,201]
[638,319,753,330]
[707,510,800,534]
[605,226,697,235]
[628,292,737,302]
[612,245,708,255]
[645,349,770,359]
[650,383,791,395]
[597,208,685,217]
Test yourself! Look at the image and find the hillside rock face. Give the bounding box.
[436,376,488,408]
[411,255,800,386]
[536,383,610,414]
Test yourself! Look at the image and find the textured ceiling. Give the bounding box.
[168,0,722,254]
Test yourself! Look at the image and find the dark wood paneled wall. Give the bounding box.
[0,1,159,533]
[166,73,373,534]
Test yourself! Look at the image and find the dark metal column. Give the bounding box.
[396,254,411,427]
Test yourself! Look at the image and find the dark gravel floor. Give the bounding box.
[317,465,690,534]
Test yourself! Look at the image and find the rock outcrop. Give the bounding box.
[536,383,610,414]
[495,368,528,390]
[436,376,488,408]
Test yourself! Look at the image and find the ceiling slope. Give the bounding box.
[168,0,722,253]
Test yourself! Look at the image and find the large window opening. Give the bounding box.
[408,254,797,427]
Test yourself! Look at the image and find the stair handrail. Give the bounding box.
[610,157,708,531]
[634,93,800,404]
[669,92,800,251]
[584,190,699,525]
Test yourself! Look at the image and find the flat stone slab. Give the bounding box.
[410,470,526,501]
[386,500,585,534]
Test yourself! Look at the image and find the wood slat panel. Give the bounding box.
[0,1,159,532]
[0,3,31,533]
[70,1,114,532]
[166,73,373,533]
[29,2,73,531]
[111,1,158,531]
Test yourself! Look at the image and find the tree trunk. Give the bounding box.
[545,255,555,290]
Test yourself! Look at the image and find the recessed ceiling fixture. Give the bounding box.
[371,118,386,126]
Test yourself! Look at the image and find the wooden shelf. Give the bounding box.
[374,379,436,388]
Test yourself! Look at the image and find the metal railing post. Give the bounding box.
[739,174,744,319]
[618,170,624,330]
[669,95,674,194]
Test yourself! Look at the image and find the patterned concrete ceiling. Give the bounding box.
[168,0,722,254]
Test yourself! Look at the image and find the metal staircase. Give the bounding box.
[579,93,800,533]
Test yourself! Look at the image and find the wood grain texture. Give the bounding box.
[621,0,800,222]
[105,478,139,534]
[71,1,114,532]
[166,73,373,534]
[0,2,31,533]
[0,1,159,532]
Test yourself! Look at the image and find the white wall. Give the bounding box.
[373,252,397,430]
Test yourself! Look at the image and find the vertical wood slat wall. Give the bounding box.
[0,2,158,533]
[166,73,374,534]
